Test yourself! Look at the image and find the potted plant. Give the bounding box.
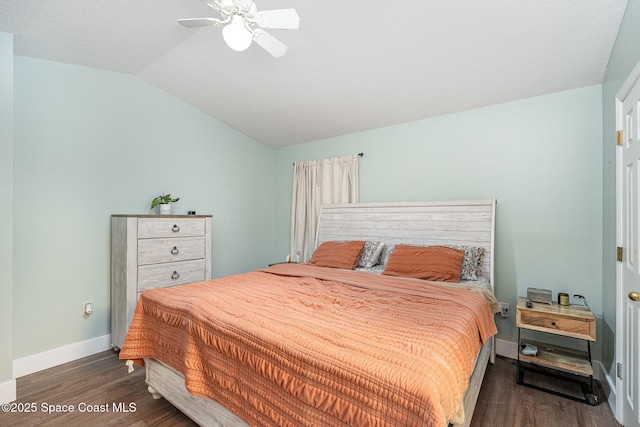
[151,193,180,215]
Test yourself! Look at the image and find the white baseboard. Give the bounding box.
[604,368,620,423]
[592,360,608,385]
[13,334,112,378]
[495,338,518,359]
[0,378,16,404]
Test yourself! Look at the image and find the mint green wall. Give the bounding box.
[12,56,274,358]
[273,86,604,347]
[0,32,14,387]
[601,0,640,374]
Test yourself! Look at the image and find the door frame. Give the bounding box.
[616,58,640,424]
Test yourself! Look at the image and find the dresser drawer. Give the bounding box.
[138,259,206,291]
[517,308,596,341]
[138,218,206,238]
[138,237,206,265]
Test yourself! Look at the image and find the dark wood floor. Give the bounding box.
[470,357,620,427]
[0,350,620,427]
[0,349,195,427]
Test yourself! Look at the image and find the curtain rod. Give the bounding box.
[293,153,363,166]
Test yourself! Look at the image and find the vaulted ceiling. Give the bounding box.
[0,0,628,148]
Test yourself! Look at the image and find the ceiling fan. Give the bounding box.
[178,0,300,58]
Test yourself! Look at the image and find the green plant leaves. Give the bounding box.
[150,193,180,209]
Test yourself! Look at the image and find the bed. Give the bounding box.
[119,199,499,427]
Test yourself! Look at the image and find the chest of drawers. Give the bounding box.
[110,214,212,349]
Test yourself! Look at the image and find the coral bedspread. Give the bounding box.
[119,263,498,427]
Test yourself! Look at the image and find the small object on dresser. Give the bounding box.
[526,287,552,304]
[558,292,570,305]
[521,343,538,356]
[525,299,533,308]
[574,294,589,308]
[188,211,196,215]
[151,193,180,215]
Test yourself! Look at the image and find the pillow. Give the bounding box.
[309,240,365,269]
[378,244,484,280]
[376,244,395,267]
[382,244,465,283]
[454,246,486,281]
[355,265,385,275]
[358,241,385,268]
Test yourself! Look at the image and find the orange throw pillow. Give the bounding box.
[382,244,465,283]
[309,241,365,270]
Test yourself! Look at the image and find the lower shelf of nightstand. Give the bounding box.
[517,339,598,405]
[518,339,593,377]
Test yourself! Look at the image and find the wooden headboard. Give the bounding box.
[315,199,497,291]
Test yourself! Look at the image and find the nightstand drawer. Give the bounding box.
[516,297,596,341]
[518,311,592,337]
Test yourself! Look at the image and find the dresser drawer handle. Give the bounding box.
[551,321,556,326]
[171,271,180,280]
[172,224,180,232]
[171,246,179,255]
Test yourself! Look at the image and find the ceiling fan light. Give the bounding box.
[222,15,253,51]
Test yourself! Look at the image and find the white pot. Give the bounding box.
[159,204,172,215]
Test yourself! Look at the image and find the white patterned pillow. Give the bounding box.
[375,244,395,267]
[358,241,385,268]
[355,265,385,275]
[453,246,485,280]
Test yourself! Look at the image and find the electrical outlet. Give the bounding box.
[82,302,93,316]
[499,302,509,318]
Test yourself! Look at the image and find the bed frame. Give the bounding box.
[143,199,497,427]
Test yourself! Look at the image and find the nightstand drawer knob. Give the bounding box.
[171,246,179,255]
[171,271,180,280]
[172,224,180,232]
[630,291,640,302]
[551,321,556,326]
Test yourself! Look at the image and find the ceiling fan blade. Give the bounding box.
[178,18,224,28]
[255,9,300,29]
[253,29,287,58]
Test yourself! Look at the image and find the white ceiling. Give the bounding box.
[0,0,628,148]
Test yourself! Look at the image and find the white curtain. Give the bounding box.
[290,154,359,262]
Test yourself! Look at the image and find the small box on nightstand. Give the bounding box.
[526,287,552,304]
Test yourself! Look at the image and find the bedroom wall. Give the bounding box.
[601,0,640,383]
[0,32,15,402]
[272,85,604,351]
[12,56,275,360]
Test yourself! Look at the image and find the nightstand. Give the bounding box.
[515,297,597,405]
